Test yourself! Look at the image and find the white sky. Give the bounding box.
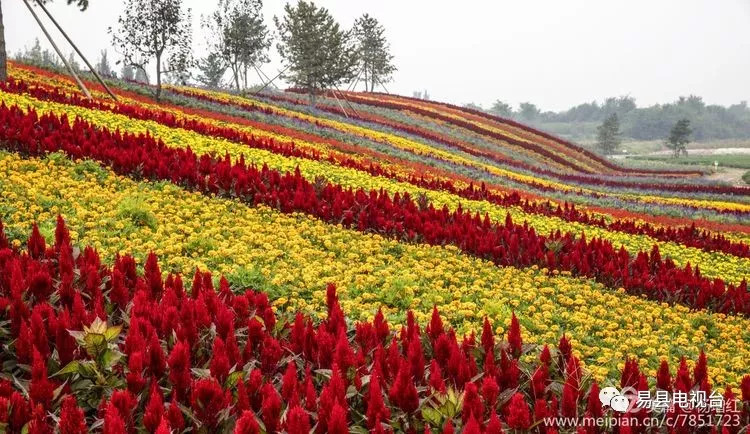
[4,0,750,111]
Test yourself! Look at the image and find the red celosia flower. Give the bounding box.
[29,349,54,409]
[694,350,708,386]
[441,420,455,434]
[485,412,504,434]
[260,335,282,374]
[27,223,46,259]
[505,392,531,430]
[261,383,282,433]
[462,382,483,423]
[191,378,229,428]
[462,414,482,434]
[482,375,500,411]
[507,313,522,358]
[281,362,299,403]
[429,359,446,394]
[657,359,672,392]
[234,410,260,434]
[9,391,31,431]
[166,394,185,432]
[210,336,231,384]
[28,403,52,434]
[365,365,390,428]
[587,382,603,419]
[561,378,578,418]
[154,418,171,434]
[389,358,419,414]
[286,405,310,434]
[143,383,164,433]
[59,396,87,434]
[103,403,127,434]
[168,340,192,401]
[327,403,348,434]
[481,316,494,356]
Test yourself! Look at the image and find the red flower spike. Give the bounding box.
[389,358,419,414]
[190,378,229,428]
[103,403,126,434]
[327,402,349,434]
[27,223,46,259]
[507,313,522,358]
[462,382,483,423]
[28,404,52,434]
[427,306,444,342]
[481,316,494,356]
[59,396,87,434]
[462,414,482,434]
[694,350,708,386]
[587,382,603,419]
[281,362,299,402]
[657,359,672,392]
[441,420,455,434]
[486,412,505,434]
[261,383,282,433]
[286,405,311,434]
[365,366,390,428]
[209,336,231,384]
[234,410,260,434]
[505,392,532,430]
[154,418,171,434]
[482,375,500,412]
[29,349,54,409]
[143,383,164,433]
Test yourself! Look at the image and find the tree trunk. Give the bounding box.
[0,0,7,82]
[155,52,162,100]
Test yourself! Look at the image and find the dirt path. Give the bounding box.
[704,168,747,185]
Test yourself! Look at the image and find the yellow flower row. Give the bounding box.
[1,151,749,385]
[3,89,748,284]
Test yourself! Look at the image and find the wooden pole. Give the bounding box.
[253,65,288,96]
[21,0,92,99]
[34,0,118,101]
[347,66,364,92]
[333,85,359,117]
[254,65,278,90]
[329,88,348,118]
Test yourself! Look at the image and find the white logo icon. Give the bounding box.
[599,387,630,412]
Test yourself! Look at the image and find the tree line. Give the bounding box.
[0,0,397,103]
[466,95,750,143]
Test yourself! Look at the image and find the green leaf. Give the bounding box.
[52,361,81,377]
[104,325,122,342]
[225,370,244,389]
[84,333,107,357]
[101,349,123,370]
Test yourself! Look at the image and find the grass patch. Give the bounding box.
[116,196,158,231]
[628,154,750,169]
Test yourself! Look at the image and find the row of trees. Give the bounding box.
[596,113,693,157]
[0,0,397,103]
[108,0,396,102]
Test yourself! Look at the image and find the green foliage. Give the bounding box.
[108,0,194,99]
[274,1,358,105]
[490,100,513,117]
[629,154,750,169]
[519,102,540,121]
[743,170,750,185]
[666,118,692,157]
[352,13,396,92]
[116,196,158,231]
[202,0,271,91]
[596,113,621,155]
[196,52,228,89]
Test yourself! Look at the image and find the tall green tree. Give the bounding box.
[490,100,513,117]
[274,1,357,106]
[196,52,227,88]
[109,0,194,100]
[519,102,540,121]
[352,13,395,92]
[596,113,621,155]
[0,0,90,81]
[666,118,692,157]
[96,50,114,78]
[203,0,271,92]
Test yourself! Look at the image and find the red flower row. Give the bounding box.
[0,102,748,315]
[1,220,749,433]
[357,90,702,177]
[5,77,748,258]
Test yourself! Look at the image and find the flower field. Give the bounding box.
[1,61,749,432]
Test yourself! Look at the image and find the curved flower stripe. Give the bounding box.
[6,77,750,256]
[3,90,749,285]
[1,152,750,385]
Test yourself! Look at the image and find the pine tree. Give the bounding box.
[96,50,115,78]
[274,1,358,106]
[490,100,513,118]
[203,0,271,92]
[666,118,692,157]
[352,13,396,92]
[596,113,621,155]
[196,52,227,89]
[120,63,135,81]
[109,0,194,99]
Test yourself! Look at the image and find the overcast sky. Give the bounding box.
[4,0,750,111]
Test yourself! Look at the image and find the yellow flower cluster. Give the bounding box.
[1,151,749,385]
[3,89,748,284]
